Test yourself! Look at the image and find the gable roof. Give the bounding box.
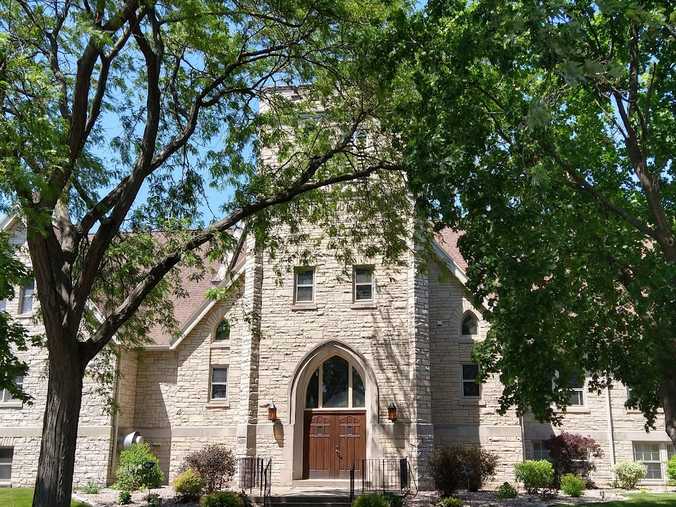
[433,228,468,285]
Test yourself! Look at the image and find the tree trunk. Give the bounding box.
[665,375,676,448]
[32,348,84,507]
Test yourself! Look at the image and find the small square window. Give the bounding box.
[19,279,35,314]
[462,364,480,397]
[294,268,314,303]
[532,440,550,460]
[210,367,228,400]
[568,374,585,406]
[0,447,12,481]
[354,266,374,301]
[0,376,23,403]
[633,442,662,479]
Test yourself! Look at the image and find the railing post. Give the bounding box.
[399,458,408,490]
[349,464,355,503]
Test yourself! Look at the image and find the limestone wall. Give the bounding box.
[0,221,116,487]
[126,283,246,481]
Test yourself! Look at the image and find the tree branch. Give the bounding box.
[79,159,400,364]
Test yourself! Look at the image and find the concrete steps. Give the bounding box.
[249,495,353,506]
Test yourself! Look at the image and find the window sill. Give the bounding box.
[15,313,34,320]
[458,335,479,343]
[210,342,230,350]
[291,303,317,311]
[564,406,591,414]
[0,402,23,409]
[459,399,486,407]
[0,481,11,488]
[351,302,377,310]
[206,400,230,409]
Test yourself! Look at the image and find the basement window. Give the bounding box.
[0,448,12,481]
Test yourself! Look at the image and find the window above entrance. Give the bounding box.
[305,355,365,409]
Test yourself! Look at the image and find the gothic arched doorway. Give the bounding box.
[302,355,367,479]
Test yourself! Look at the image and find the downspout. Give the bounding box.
[519,415,527,461]
[108,353,122,484]
[605,386,617,481]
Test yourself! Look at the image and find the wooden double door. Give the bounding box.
[303,410,366,479]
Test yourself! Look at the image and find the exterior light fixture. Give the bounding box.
[268,403,277,421]
[387,402,397,422]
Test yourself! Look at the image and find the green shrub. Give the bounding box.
[200,491,244,507]
[182,444,236,494]
[146,492,161,507]
[382,492,404,507]
[667,456,676,485]
[496,482,518,499]
[80,481,100,494]
[118,490,132,504]
[429,446,499,495]
[352,493,390,507]
[173,468,204,500]
[114,442,164,491]
[560,474,585,497]
[437,498,463,507]
[514,460,554,496]
[613,461,646,489]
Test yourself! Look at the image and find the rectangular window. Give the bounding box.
[0,376,23,403]
[568,374,585,406]
[462,364,480,397]
[294,268,314,303]
[210,367,228,401]
[633,442,662,479]
[353,266,374,302]
[19,279,35,314]
[0,448,12,481]
[532,440,550,460]
[0,299,5,312]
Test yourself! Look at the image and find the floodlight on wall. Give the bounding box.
[387,402,397,422]
[268,403,278,421]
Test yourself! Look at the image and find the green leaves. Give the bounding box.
[375,0,675,427]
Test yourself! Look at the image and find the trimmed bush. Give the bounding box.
[544,433,602,485]
[496,482,518,499]
[667,455,676,485]
[80,481,100,494]
[182,444,236,494]
[114,442,164,491]
[560,474,585,497]
[613,461,646,489]
[429,446,499,495]
[514,460,554,496]
[118,491,132,505]
[437,498,463,507]
[146,493,161,507]
[383,492,404,507]
[200,491,244,507]
[352,493,390,507]
[173,468,204,500]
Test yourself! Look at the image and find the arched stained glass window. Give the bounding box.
[215,319,230,341]
[304,355,365,409]
[461,311,478,336]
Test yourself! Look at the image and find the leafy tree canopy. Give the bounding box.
[373,0,675,441]
[0,1,410,504]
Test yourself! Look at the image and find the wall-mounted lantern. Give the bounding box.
[268,403,278,422]
[387,402,397,422]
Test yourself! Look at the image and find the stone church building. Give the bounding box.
[0,211,673,491]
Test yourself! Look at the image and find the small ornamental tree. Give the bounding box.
[544,432,603,484]
[181,444,236,494]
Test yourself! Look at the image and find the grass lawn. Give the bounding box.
[559,492,676,507]
[0,488,90,507]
